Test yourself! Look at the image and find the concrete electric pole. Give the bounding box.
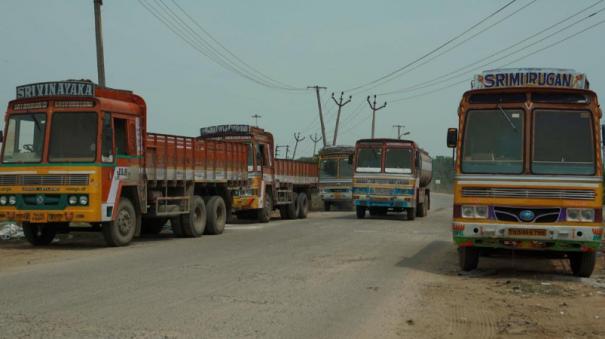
[367,95,387,139]
[292,132,305,160]
[310,133,322,156]
[331,91,352,146]
[94,0,106,87]
[307,86,328,147]
[252,114,262,127]
[393,124,410,139]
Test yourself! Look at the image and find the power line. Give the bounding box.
[380,1,605,96]
[139,0,304,91]
[169,0,303,90]
[343,0,518,93]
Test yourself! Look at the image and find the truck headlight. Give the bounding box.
[0,196,7,205]
[461,205,488,219]
[8,196,16,205]
[68,195,78,205]
[567,208,595,222]
[79,195,88,206]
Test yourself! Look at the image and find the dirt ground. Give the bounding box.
[397,250,605,339]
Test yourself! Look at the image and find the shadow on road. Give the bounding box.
[395,240,597,280]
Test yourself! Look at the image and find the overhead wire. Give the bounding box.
[342,0,518,93]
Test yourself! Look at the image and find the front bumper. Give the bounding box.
[0,208,99,223]
[452,221,603,252]
[320,191,352,201]
[354,196,413,208]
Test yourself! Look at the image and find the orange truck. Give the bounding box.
[199,125,318,222]
[447,68,604,277]
[0,80,248,246]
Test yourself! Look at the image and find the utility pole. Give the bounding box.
[93,0,106,87]
[331,91,352,146]
[252,114,262,127]
[292,132,305,160]
[310,133,322,156]
[307,85,328,147]
[393,124,410,139]
[367,95,387,139]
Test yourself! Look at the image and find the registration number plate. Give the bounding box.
[508,228,546,237]
[31,213,48,223]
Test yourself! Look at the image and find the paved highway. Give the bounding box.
[0,194,603,338]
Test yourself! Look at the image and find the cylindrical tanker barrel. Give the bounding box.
[417,149,433,187]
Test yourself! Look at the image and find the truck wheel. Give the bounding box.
[569,252,596,277]
[407,208,416,220]
[324,201,331,211]
[102,197,137,246]
[416,203,426,217]
[181,195,206,237]
[458,247,480,271]
[257,193,272,223]
[205,196,227,235]
[285,192,299,219]
[22,222,58,246]
[356,206,365,219]
[141,218,167,235]
[297,193,309,219]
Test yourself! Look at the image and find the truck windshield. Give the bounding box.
[356,148,382,172]
[320,159,338,179]
[462,109,524,174]
[385,148,412,174]
[48,112,98,162]
[2,113,47,163]
[339,158,353,178]
[533,110,595,175]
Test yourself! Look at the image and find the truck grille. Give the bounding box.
[494,206,561,223]
[0,174,89,186]
[462,187,595,200]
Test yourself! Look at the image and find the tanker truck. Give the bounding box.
[352,138,432,220]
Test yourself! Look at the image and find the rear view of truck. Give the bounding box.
[352,139,432,220]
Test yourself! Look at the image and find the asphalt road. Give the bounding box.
[0,194,603,338]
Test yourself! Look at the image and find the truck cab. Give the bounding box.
[318,145,354,211]
[352,138,432,220]
[0,80,147,245]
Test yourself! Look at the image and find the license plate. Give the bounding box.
[31,213,48,223]
[508,228,546,237]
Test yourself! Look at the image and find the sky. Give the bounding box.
[1,0,604,158]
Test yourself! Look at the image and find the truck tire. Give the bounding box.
[257,193,272,223]
[297,193,309,219]
[569,252,596,277]
[102,197,137,247]
[22,222,58,246]
[356,206,365,219]
[181,195,206,237]
[141,218,167,235]
[407,207,416,220]
[416,203,427,217]
[324,201,331,211]
[284,192,299,219]
[205,196,226,235]
[458,247,480,271]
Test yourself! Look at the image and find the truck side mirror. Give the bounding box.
[601,125,605,146]
[0,130,3,143]
[348,154,353,164]
[447,128,458,148]
[101,113,114,162]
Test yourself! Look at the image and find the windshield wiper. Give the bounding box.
[497,105,517,131]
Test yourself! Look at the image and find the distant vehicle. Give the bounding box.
[199,125,318,222]
[318,145,355,211]
[447,68,604,277]
[352,138,432,219]
[0,81,249,246]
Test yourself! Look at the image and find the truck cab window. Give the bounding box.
[256,144,266,166]
[101,113,114,162]
[115,118,128,156]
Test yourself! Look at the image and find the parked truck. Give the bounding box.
[0,80,248,247]
[199,125,318,222]
[447,68,604,276]
[318,145,355,211]
[352,138,432,219]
